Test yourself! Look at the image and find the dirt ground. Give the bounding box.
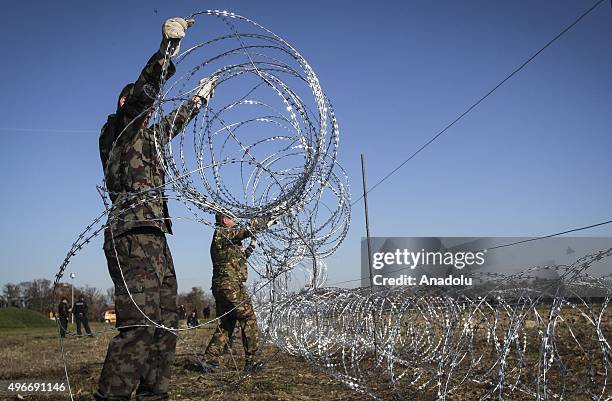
[0,322,362,401]
[0,309,609,401]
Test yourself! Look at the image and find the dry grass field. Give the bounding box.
[0,322,361,401]
[0,305,609,401]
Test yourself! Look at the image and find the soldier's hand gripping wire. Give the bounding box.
[160,17,194,57]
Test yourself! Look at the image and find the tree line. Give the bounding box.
[1,279,214,321]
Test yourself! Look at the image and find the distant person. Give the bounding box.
[73,295,93,337]
[57,298,70,338]
[178,304,186,320]
[202,305,211,320]
[187,311,199,328]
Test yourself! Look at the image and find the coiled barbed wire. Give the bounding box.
[151,9,351,282]
[54,8,350,318]
[259,248,612,400]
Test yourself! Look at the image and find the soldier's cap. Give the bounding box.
[215,212,228,224]
[117,83,135,109]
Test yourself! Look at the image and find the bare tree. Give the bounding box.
[2,283,22,307]
[20,279,53,314]
[178,289,214,314]
[76,285,107,320]
[106,287,115,304]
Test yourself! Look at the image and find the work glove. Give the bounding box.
[195,75,218,103]
[160,17,195,57]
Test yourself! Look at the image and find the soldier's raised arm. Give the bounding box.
[155,75,218,145]
[222,216,276,244]
[117,18,194,129]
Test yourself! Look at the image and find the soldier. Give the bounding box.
[57,297,70,338]
[73,295,93,337]
[204,212,274,371]
[95,17,218,401]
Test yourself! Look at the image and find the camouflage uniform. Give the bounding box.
[95,50,200,401]
[204,218,268,364]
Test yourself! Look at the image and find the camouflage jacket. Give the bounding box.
[210,218,269,287]
[99,51,199,236]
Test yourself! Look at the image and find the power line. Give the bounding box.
[351,0,606,207]
[485,219,612,251]
[326,217,612,287]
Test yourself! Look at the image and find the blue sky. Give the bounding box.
[0,0,610,293]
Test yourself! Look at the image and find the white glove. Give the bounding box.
[195,75,218,102]
[160,17,194,57]
[250,238,258,248]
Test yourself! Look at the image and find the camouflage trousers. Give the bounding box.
[95,227,178,401]
[205,282,259,359]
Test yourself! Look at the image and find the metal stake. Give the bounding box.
[361,154,379,360]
